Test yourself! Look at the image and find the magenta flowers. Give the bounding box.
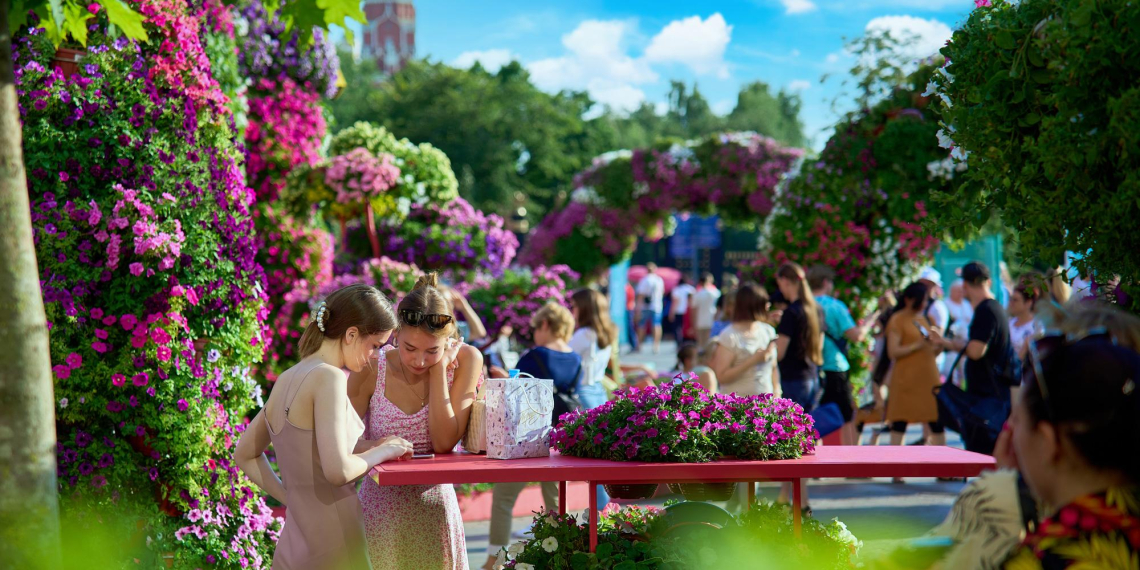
[552,377,815,463]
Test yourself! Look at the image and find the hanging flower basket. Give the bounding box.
[604,483,659,500]
[52,47,86,78]
[667,482,736,502]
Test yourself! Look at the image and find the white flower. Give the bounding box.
[936,129,955,149]
[922,80,938,97]
[507,541,526,555]
[545,513,559,527]
[59,398,68,408]
[570,186,602,205]
[516,564,535,570]
[541,537,558,552]
[950,146,970,161]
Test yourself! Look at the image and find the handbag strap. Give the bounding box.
[528,351,569,395]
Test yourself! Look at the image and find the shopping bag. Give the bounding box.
[485,374,554,460]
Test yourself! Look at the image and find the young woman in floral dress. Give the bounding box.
[349,273,483,569]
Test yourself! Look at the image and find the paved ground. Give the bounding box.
[464,340,965,567]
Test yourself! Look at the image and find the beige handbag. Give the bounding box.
[462,387,487,454]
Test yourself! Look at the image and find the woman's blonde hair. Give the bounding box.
[396,272,457,338]
[298,284,396,358]
[531,302,575,342]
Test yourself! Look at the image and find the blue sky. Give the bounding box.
[355,0,978,149]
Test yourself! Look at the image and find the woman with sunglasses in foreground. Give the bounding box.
[350,273,483,569]
[881,302,1140,569]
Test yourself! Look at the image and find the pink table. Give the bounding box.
[370,446,994,552]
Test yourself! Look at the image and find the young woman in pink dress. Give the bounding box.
[349,273,483,569]
[235,284,415,570]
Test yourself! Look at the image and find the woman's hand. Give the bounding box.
[432,339,462,374]
[375,436,415,463]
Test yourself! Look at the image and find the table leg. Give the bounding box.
[746,481,755,511]
[792,478,803,538]
[588,482,598,553]
[558,481,567,516]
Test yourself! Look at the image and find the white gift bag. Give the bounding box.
[485,374,554,460]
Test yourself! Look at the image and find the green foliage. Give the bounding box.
[327,58,608,219]
[11,0,150,47]
[496,503,860,569]
[930,0,1140,299]
[597,80,807,151]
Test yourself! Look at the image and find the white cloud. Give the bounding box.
[788,79,812,91]
[712,99,735,115]
[451,49,515,72]
[527,20,658,111]
[780,0,817,14]
[865,15,953,60]
[825,51,843,64]
[644,14,733,78]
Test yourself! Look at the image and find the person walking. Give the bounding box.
[946,262,1016,454]
[884,283,947,468]
[809,265,871,446]
[235,284,415,570]
[691,273,720,349]
[774,262,824,513]
[569,289,618,511]
[624,282,639,353]
[635,263,665,354]
[669,276,696,344]
[943,279,973,384]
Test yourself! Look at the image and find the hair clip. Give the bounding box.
[316,302,328,333]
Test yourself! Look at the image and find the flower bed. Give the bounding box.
[368,196,519,278]
[17,8,278,568]
[552,379,815,463]
[520,133,803,278]
[457,265,580,340]
[497,501,860,569]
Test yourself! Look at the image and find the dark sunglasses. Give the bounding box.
[399,309,454,331]
[1026,327,1112,419]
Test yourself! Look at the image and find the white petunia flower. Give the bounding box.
[515,564,535,570]
[936,129,955,149]
[507,541,525,555]
[541,537,558,552]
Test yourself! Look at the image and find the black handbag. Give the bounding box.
[934,345,1010,455]
[531,353,582,426]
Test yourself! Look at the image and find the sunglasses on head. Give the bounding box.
[399,309,454,331]
[1026,327,1112,420]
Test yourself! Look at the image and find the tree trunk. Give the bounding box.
[0,2,61,567]
[365,202,380,260]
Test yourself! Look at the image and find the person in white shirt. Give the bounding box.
[690,273,720,348]
[943,279,974,384]
[635,263,666,354]
[918,267,950,370]
[669,276,697,344]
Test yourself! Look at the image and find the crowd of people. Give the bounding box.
[230,256,1140,569]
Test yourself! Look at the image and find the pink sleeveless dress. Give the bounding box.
[358,347,471,569]
[266,368,371,570]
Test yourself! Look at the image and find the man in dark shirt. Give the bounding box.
[949,262,1013,401]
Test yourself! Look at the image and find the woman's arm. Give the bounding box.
[234,410,288,505]
[697,369,718,393]
[428,344,483,453]
[449,290,488,342]
[886,327,927,360]
[312,367,413,486]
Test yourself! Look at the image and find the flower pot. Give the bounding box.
[162,552,174,568]
[52,47,86,78]
[603,483,659,500]
[667,482,736,502]
[128,426,157,457]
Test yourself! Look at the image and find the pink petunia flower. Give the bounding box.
[66,353,82,369]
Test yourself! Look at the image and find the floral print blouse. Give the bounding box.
[1003,486,1140,569]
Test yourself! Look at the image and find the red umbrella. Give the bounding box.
[628,265,682,294]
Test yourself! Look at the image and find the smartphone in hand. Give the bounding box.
[914,320,930,340]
